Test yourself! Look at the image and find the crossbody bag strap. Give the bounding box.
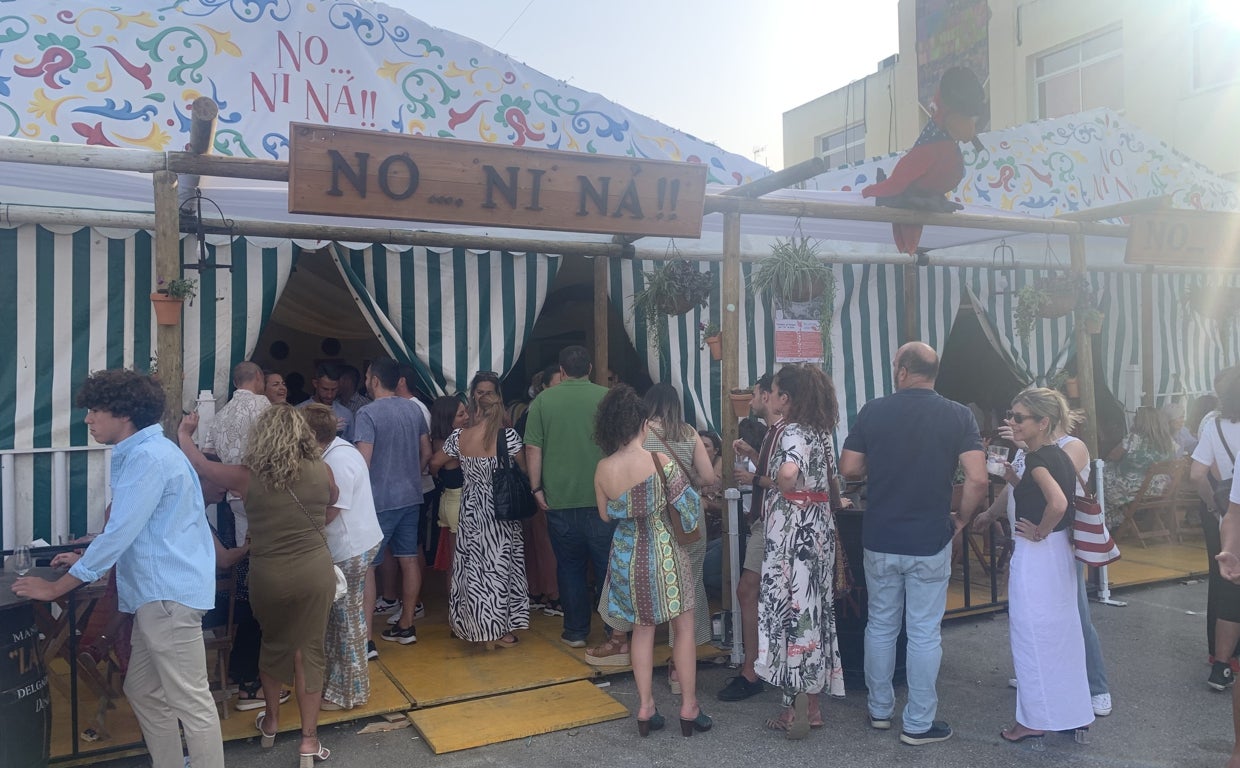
[1218,417,1235,466]
[288,487,331,552]
[652,427,694,484]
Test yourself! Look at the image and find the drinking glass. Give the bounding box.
[986,444,1009,478]
[12,544,32,576]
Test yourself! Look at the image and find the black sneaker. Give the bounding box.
[542,599,565,617]
[366,641,379,660]
[1209,661,1234,691]
[868,713,892,731]
[716,675,764,701]
[900,720,952,745]
[381,625,417,645]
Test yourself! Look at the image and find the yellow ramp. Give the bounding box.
[377,619,596,707]
[407,679,628,754]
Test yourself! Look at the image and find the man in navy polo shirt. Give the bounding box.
[839,342,986,746]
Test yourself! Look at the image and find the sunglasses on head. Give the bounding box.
[1005,410,1035,424]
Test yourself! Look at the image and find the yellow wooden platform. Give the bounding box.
[407,679,628,754]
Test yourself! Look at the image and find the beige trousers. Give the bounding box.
[124,601,224,768]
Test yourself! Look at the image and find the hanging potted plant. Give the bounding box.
[1013,275,1082,340]
[1184,283,1240,343]
[1080,307,1104,335]
[151,277,197,326]
[631,260,712,358]
[699,321,722,360]
[750,237,837,363]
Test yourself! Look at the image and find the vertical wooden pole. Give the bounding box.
[902,263,919,344]
[593,255,610,386]
[153,170,183,437]
[1070,234,1099,458]
[720,212,742,610]
[1141,269,1155,407]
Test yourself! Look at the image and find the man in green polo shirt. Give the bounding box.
[525,345,614,647]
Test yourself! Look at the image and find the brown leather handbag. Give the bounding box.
[651,451,702,545]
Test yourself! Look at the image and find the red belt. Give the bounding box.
[781,491,831,504]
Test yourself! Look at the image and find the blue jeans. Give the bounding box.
[863,543,952,734]
[545,507,616,641]
[1076,563,1110,697]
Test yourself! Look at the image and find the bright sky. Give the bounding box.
[387,0,900,170]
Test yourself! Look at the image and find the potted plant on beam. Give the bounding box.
[151,277,198,326]
[729,386,753,419]
[699,321,721,360]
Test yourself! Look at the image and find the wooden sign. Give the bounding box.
[288,123,707,238]
[1125,209,1240,267]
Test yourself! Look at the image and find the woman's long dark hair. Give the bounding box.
[644,383,694,442]
[594,385,648,456]
[430,395,463,442]
[774,364,838,433]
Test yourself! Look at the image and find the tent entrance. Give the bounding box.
[936,295,1028,436]
[250,248,385,400]
[503,255,650,402]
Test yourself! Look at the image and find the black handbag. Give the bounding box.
[492,427,536,522]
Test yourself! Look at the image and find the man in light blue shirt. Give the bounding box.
[13,369,223,768]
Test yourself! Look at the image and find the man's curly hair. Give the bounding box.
[594,384,649,456]
[75,369,165,429]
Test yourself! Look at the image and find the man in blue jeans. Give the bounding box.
[524,346,614,648]
[840,342,986,745]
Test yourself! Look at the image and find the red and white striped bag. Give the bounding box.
[1072,466,1121,567]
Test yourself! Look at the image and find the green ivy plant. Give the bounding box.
[631,261,711,358]
[156,276,198,304]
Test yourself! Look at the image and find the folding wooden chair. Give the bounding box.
[1116,459,1184,547]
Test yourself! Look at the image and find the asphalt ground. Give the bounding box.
[97,579,1231,768]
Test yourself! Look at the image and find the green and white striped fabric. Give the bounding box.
[607,259,775,431]
[332,245,561,397]
[0,225,293,546]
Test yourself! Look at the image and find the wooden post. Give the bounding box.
[720,211,742,610]
[1070,234,1099,458]
[153,170,183,437]
[902,263,919,344]
[593,255,609,386]
[1141,270,1155,407]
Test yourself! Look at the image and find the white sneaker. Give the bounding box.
[1008,677,1018,689]
[386,602,425,625]
[1091,692,1112,717]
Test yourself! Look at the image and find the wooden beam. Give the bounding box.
[593,256,609,386]
[1070,233,1098,458]
[1054,195,1171,222]
[717,157,827,198]
[152,170,183,438]
[902,263,919,344]
[187,97,219,155]
[1141,270,1155,407]
[719,211,742,612]
[704,195,1127,238]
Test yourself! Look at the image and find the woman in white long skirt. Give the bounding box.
[1000,388,1094,742]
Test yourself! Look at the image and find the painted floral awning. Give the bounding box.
[0,1,767,186]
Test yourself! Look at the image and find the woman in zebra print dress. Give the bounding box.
[442,373,530,647]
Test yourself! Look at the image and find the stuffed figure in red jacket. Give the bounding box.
[862,66,987,254]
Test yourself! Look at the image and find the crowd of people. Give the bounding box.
[32,340,1240,765]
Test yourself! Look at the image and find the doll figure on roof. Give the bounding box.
[861,66,988,254]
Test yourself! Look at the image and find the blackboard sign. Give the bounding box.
[0,603,50,768]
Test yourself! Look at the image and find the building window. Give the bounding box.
[1033,27,1124,119]
[818,123,866,168]
[1192,1,1240,90]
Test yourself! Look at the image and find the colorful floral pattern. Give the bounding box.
[811,108,1237,214]
[0,1,766,184]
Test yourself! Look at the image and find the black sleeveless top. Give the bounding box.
[1012,443,1077,532]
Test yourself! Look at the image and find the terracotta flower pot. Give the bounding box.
[150,292,183,326]
[705,335,722,361]
[1083,315,1104,334]
[1064,377,1080,399]
[729,391,753,419]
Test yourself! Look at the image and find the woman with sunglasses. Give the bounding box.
[442,372,530,648]
[991,388,1093,743]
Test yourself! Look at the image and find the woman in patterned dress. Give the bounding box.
[593,385,710,737]
[755,364,845,740]
[442,372,530,647]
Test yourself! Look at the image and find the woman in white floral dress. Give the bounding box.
[755,364,845,740]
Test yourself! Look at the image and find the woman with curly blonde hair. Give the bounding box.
[180,405,340,764]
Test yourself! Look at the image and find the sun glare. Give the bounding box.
[1202,0,1240,28]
